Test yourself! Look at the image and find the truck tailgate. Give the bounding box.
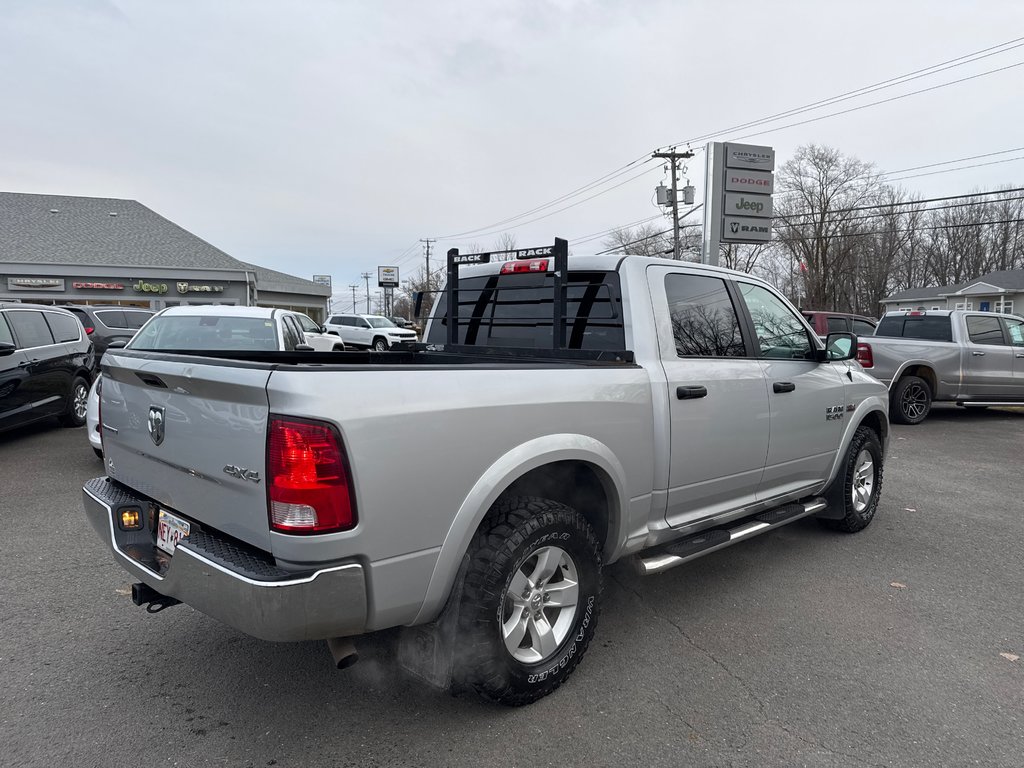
[101,352,274,551]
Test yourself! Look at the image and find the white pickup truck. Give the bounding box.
[83,240,889,706]
[857,309,1024,424]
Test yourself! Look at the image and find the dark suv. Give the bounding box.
[0,303,96,433]
[59,305,155,356]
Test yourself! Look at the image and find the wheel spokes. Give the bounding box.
[543,578,579,608]
[529,546,563,585]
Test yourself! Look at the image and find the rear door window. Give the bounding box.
[124,311,153,330]
[966,315,1006,346]
[43,312,82,343]
[665,274,746,357]
[7,310,56,348]
[826,316,850,333]
[95,310,126,329]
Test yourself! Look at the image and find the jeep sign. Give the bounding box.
[725,192,773,218]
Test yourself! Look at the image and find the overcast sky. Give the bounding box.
[3,0,1024,298]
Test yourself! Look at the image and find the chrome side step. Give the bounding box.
[633,497,827,576]
[957,401,1024,408]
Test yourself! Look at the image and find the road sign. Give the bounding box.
[378,266,399,288]
[703,142,776,261]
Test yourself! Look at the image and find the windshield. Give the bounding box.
[128,315,281,351]
[366,316,397,328]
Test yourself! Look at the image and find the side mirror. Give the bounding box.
[107,339,128,349]
[0,341,16,357]
[820,332,857,362]
[319,325,327,334]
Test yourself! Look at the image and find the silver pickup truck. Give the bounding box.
[83,241,889,706]
[856,309,1024,424]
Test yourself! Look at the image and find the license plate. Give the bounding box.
[156,510,191,555]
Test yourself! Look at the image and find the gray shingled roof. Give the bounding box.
[0,192,243,269]
[1,191,328,297]
[884,269,1024,302]
[239,261,331,297]
[883,284,961,302]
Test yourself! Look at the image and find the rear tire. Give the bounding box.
[819,425,883,533]
[59,376,89,428]
[890,374,931,425]
[455,496,602,706]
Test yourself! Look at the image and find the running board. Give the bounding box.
[957,401,1024,407]
[633,498,828,576]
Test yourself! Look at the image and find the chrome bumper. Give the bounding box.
[82,477,367,642]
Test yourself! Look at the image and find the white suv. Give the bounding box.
[324,313,418,350]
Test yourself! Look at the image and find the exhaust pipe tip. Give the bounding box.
[327,637,359,670]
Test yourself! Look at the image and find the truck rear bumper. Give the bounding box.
[82,477,367,642]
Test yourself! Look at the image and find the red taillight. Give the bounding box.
[856,342,874,368]
[97,377,103,454]
[267,417,356,534]
[84,326,95,335]
[500,259,549,274]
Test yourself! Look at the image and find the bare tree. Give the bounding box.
[494,232,518,253]
[773,144,885,312]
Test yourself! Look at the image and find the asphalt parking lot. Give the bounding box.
[1,405,1022,768]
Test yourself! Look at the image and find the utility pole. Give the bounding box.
[349,284,359,313]
[420,238,436,292]
[360,272,373,313]
[653,149,694,259]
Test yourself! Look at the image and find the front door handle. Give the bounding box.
[972,350,986,356]
[676,385,708,400]
[773,381,796,393]
[1016,352,1024,359]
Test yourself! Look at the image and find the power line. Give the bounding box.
[801,215,1024,240]
[885,155,1024,183]
[432,155,655,240]
[436,164,661,243]
[661,36,1024,149]
[882,146,1024,176]
[779,186,1024,221]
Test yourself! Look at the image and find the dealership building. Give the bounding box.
[0,192,331,320]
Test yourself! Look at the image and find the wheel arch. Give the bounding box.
[890,362,937,395]
[411,434,628,624]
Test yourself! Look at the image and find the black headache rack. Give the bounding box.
[439,237,634,364]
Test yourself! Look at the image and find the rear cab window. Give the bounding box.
[875,314,953,342]
[426,270,625,350]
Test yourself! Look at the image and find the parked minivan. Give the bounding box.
[0,303,95,433]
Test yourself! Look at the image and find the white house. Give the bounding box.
[880,269,1024,315]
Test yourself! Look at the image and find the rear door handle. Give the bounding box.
[773,382,796,393]
[972,350,986,356]
[676,385,708,400]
